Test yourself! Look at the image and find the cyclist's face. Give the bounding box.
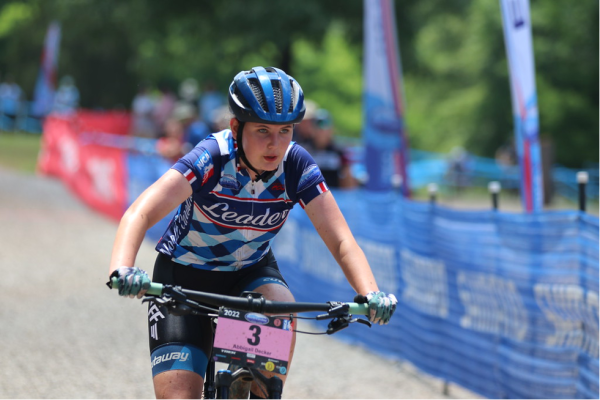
[231,119,293,172]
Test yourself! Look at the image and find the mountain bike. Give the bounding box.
[109,278,372,399]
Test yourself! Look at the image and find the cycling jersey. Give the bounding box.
[155,129,329,271]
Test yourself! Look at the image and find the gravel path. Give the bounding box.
[0,167,481,399]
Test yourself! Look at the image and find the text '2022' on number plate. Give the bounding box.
[212,308,293,375]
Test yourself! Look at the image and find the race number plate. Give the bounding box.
[212,308,293,375]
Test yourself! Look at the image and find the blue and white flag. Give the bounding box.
[363,0,410,195]
[500,0,543,211]
[32,21,61,117]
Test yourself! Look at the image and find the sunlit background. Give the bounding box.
[0,0,597,167]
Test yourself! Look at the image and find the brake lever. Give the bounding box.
[355,318,372,328]
[326,317,349,335]
[326,315,372,335]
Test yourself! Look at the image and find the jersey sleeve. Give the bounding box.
[286,144,329,208]
[170,137,220,192]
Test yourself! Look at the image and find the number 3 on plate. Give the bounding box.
[247,325,261,346]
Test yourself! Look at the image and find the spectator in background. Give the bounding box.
[307,109,356,189]
[130,83,158,138]
[198,80,224,131]
[156,117,185,162]
[293,99,318,147]
[495,141,517,168]
[152,82,176,131]
[52,75,79,115]
[172,101,211,152]
[446,146,471,193]
[0,73,22,130]
[179,78,199,108]
[495,141,519,194]
[211,105,233,132]
[156,102,212,161]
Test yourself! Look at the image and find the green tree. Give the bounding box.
[405,0,513,155]
[532,0,599,166]
[292,22,363,137]
[0,0,596,167]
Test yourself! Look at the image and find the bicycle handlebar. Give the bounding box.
[110,277,370,316]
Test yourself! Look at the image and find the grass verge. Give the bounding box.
[0,131,42,174]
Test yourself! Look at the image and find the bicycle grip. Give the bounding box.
[110,277,164,296]
[347,303,370,315]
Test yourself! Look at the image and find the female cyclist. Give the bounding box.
[109,66,397,399]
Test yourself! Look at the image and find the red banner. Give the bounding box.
[76,110,131,135]
[38,111,132,221]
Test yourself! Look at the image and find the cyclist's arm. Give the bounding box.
[109,169,192,275]
[303,191,379,295]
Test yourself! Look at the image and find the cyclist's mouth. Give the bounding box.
[264,156,278,162]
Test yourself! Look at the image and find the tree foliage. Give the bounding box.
[0,0,596,167]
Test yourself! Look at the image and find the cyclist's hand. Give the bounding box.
[365,291,398,325]
[109,267,151,298]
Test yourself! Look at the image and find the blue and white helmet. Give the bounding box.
[228,66,305,124]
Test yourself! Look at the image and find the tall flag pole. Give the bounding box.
[32,21,61,118]
[500,0,543,212]
[363,0,411,195]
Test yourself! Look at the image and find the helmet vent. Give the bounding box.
[272,81,283,113]
[248,78,268,112]
[288,81,295,113]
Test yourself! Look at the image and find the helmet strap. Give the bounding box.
[235,121,277,183]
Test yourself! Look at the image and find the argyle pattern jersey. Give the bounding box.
[156,130,329,271]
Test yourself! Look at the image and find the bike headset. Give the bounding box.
[228,66,306,182]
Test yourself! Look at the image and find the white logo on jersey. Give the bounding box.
[201,202,290,231]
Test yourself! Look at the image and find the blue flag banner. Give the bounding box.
[273,190,599,399]
[363,0,410,195]
[32,21,61,117]
[500,0,543,212]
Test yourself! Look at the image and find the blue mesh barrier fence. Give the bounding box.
[67,129,597,398]
[272,189,599,399]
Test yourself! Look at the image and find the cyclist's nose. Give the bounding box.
[267,133,278,149]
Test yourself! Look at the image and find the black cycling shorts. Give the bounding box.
[147,250,288,379]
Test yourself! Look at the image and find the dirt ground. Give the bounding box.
[0,167,481,399]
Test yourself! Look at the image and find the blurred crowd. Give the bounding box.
[0,73,23,130]
[1,71,356,189]
[130,79,356,189]
[0,72,79,132]
[129,78,229,162]
[294,100,356,188]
